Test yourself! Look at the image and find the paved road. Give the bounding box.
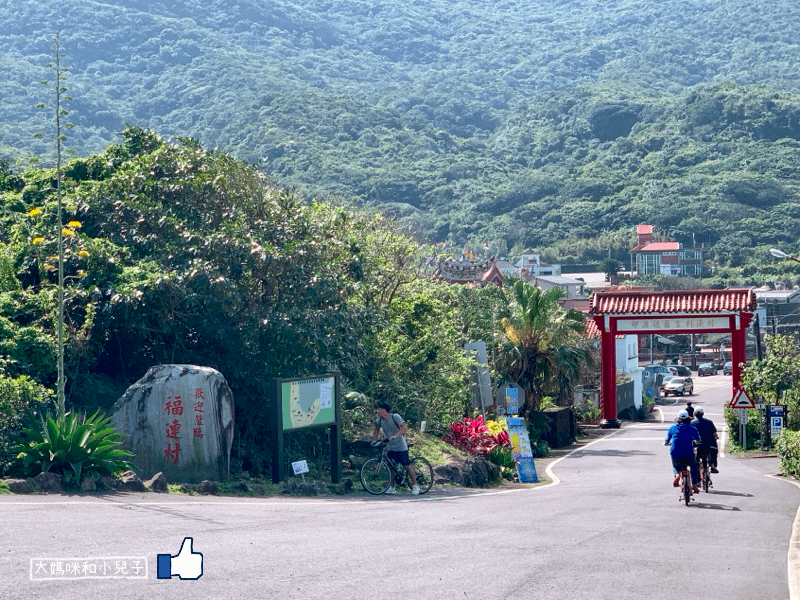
[1,374,798,600]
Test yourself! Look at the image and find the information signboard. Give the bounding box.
[270,374,341,484]
[770,405,787,438]
[505,417,538,482]
[505,387,519,415]
[281,376,337,431]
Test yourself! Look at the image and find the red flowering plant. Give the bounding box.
[441,416,511,459]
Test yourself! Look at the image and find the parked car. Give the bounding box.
[723,361,733,375]
[669,365,692,377]
[659,375,675,393]
[663,376,694,396]
[698,363,717,376]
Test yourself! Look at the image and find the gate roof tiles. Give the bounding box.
[589,288,756,315]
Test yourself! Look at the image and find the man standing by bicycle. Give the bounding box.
[692,406,719,473]
[371,400,420,495]
[664,410,701,493]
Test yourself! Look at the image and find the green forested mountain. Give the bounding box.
[4,0,800,270]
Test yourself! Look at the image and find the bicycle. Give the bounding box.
[360,440,434,495]
[696,447,715,493]
[677,461,694,506]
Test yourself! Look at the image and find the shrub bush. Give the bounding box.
[0,375,54,474]
[441,415,510,458]
[723,405,761,450]
[775,430,800,477]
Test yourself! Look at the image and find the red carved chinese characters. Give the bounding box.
[164,443,180,464]
[164,396,184,415]
[193,395,204,438]
[165,419,181,440]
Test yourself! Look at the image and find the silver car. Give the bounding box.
[663,376,694,396]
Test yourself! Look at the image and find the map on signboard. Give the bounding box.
[282,377,336,431]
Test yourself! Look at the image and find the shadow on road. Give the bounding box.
[704,489,753,498]
[569,449,656,457]
[689,501,741,511]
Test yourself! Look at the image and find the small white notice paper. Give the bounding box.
[319,381,333,410]
[292,460,309,475]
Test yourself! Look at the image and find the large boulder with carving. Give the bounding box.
[112,365,234,483]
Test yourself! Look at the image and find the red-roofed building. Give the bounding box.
[630,225,705,277]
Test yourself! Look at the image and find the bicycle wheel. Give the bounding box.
[702,460,710,493]
[682,472,691,506]
[360,458,392,495]
[410,456,434,494]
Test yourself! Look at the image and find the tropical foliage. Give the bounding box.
[8,409,132,487]
[493,280,592,415]
[440,415,509,458]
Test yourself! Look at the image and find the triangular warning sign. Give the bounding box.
[729,389,755,409]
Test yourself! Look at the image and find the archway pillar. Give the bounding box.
[732,313,752,392]
[596,315,621,429]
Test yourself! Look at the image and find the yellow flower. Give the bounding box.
[29,208,42,216]
[77,270,87,277]
[62,228,75,236]
[43,264,55,271]
[67,220,82,228]
[32,237,45,244]
[78,250,90,257]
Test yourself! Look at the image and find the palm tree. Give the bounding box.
[493,278,591,416]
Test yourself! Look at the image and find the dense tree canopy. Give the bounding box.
[0,128,481,473]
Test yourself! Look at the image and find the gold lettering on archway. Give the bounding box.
[616,317,728,332]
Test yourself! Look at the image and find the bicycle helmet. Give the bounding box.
[694,406,704,415]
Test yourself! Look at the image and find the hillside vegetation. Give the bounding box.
[0,128,483,473]
[3,0,800,274]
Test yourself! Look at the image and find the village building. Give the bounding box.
[629,225,705,277]
[515,249,561,277]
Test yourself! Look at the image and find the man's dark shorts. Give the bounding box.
[388,450,411,466]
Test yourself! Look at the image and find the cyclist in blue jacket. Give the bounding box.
[664,410,701,493]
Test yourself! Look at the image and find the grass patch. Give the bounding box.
[166,479,290,497]
[0,480,10,494]
[407,432,467,465]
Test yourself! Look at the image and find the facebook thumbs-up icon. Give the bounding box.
[157,537,203,580]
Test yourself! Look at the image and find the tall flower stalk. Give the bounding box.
[35,31,73,419]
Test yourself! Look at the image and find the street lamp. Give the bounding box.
[770,248,800,264]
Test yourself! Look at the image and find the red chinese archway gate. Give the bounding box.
[589,289,756,428]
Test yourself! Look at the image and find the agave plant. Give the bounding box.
[11,410,133,487]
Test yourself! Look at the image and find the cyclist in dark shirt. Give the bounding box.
[665,410,701,493]
[691,406,719,473]
[685,402,694,418]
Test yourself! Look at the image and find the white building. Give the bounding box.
[515,250,561,277]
